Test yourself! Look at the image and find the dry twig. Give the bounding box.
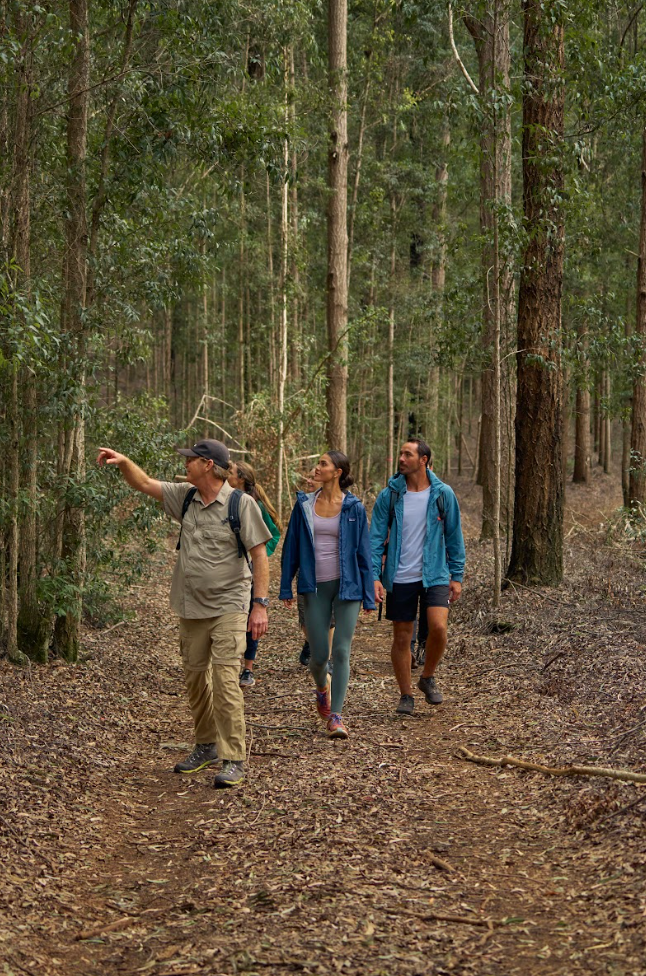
[458,746,646,783]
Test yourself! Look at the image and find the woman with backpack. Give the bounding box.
[228,460,281,687]
[279,451,375,739]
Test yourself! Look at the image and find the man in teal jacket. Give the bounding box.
[370,438,465,715]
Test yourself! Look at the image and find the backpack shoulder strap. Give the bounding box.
[176,486,198,551]
[227,489,252,570]
[387,487,397,529]
[436,490,445,520]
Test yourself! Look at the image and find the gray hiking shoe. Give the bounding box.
[174,743,218,774]
[396,694,415,715]
[239,668,256,688]
[214,760,245,789]
[418,675,443,704]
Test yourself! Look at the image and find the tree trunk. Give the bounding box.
[6,367,22,663]
[426,123,449,452]
[387,195,396,482]
[507,0,565,586]
[325,0,348,451]
[266,171,277,398]
[573,388,591,483]
[629,126,646,508]
[465,1,515,541]
[238,177,246,409]
[603,371,611,474]
[53,0,90,663]
[573,325,590,483]
[10,9,42,662]
[288,46,301,390]
[277,56,290,520]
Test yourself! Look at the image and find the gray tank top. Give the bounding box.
[313,509,341,582]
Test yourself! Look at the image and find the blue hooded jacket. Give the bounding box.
[370,470,465,591]
[279,490,376,609]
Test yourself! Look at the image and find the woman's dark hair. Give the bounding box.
[326,450,354,491]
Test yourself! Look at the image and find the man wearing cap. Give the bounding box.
[97,439,271,788]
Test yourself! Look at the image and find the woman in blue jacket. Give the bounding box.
[280,451,375,739]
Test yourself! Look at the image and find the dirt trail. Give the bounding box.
[2,470,645,976]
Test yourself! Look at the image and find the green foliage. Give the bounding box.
[37,393,185,627]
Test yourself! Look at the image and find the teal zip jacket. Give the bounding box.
[370,470,465,591]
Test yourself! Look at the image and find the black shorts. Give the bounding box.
[385,581,450,621]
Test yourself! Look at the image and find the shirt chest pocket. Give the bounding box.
[185,519,233,560]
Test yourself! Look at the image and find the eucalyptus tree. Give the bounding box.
[326,0,349,452]
[630,125,646,508]
[507,0,566,586]
[463,0,515,549]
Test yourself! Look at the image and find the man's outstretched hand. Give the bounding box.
[97,447,126,466]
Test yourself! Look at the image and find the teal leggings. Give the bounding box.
[303,578,361,715]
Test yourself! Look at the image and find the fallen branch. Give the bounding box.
[542,651,566,672]
[76,916,140,940]
[428,854,453,872]
[250,750,307,759]
[98,619,128,635]
[388,907,494,929]
[458,746,646,784]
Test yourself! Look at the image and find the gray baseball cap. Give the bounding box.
[177,439,230,466]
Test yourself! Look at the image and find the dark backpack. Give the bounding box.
[176,487,251,570]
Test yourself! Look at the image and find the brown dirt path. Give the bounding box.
[2,468,645,976]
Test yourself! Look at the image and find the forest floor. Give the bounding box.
[2,467,646,976]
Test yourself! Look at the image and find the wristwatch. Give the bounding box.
[252,597,270,608]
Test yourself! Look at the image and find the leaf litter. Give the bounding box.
[1,466,645,975]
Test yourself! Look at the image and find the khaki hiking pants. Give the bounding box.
[178,613,247,762]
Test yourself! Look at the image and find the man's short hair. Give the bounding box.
[407,437,432,466]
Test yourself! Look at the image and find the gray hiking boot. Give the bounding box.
[174,743,218,774]
[418,675,443,704]
[214,760,245,789]
[396,694,415,715]
[239,668,256,688]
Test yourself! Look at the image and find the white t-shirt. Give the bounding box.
[393,486,430,584]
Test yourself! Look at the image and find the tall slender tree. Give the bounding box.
[464,0,515,543]
[629,126,646,509]
[52,0,90,661]
[326,0,349,451]
[507,0,565,586]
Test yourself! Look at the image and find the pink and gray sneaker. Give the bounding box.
[327,713,348,739]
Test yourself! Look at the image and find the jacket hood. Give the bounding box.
[296,489,362,510]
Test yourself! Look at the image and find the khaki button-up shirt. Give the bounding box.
[161,480,271,619]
